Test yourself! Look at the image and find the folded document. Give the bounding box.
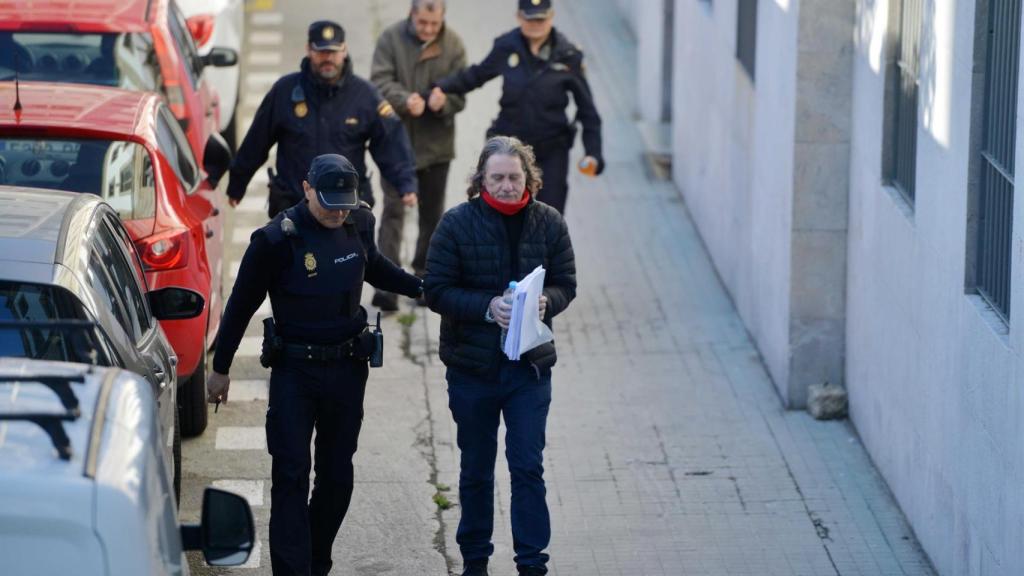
[503,265,554,360]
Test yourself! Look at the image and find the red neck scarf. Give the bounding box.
[481,190,530,215]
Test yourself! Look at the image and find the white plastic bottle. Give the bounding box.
[500,281,517,350]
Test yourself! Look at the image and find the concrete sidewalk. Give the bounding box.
[185,0,938,574]
[395,0,937,575]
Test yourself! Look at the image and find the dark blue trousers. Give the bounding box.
[534,145,570,215]
[265,357,368,576]
[447,362,553,571]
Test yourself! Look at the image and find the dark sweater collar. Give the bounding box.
[300,56,352,97]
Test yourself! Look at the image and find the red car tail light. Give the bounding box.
[136,229,190,271]
[187,14,216,50]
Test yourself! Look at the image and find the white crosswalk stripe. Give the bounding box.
[249,51,282,66]
[249,31,283,45]
[250,11,283,26]
[245,72,279,88]
[242,91,266,109]
[236,195,267,214]
[230,379,269,402]
[232,227,259,244]
[215,427,266,450]
[212,479,265,507]
[236,336,262,357]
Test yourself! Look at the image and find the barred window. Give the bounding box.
[882,0,923,204]
[974,0,1020,321]
[736,0,757,80]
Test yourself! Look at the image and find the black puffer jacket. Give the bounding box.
[424,197,576,377]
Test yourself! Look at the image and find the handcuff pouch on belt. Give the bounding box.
[260,317,284,368]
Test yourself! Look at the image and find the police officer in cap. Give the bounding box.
[208,154,423,575]
[227,20,419,218]
[434,0,603,214]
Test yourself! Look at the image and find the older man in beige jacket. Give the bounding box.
[371,0,467,311]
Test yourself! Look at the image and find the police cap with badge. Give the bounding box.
[519,0,554,19]
[308,20,345,51]
[307,154,361,210]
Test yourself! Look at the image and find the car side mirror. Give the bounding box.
[203,132,232,187]
[180,488,255,566]
[200,47,238,68]
[148,287,205,320]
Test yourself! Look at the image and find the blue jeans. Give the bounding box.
[447,362,553,570]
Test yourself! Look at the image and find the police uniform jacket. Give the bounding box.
[423,196,576,377]
[437,27,602,160]
[213,201,422,374]
[371,19,467,169]
[227,57,418,203]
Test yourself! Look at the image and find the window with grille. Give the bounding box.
[883,0,923,204]
[975,0,1020,322]
[736,0,757,80]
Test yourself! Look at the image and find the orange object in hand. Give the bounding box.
[578,157,598,177]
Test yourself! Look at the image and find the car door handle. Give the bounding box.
[206,228,215,238]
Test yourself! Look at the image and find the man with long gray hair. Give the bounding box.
[425,136,577,576]
[370,0,467,311]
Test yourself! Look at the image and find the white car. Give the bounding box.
[178,0,244,149]
[0,358,255,575]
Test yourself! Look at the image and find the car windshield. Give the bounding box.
[0,138,156,220]
[0,31,159,90]
[0,281,112,366]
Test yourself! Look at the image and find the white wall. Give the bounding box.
[637,0,668,123]
[616,0,638,36]
[672,0,799,400]
[847,0,1024,574]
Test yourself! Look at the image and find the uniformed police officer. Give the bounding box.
[208,154,423,576]
[227,20,419,218]
[434,0,603,214]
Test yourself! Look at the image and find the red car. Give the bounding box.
[0,0,237,164]
[0,81,229,436]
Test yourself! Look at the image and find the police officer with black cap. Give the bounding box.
[208,154,423,576]
[227,20,419,218]
[434,0,603,215]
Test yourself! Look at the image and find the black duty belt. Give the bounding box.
[282,340,358,361]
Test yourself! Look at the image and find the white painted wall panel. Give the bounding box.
[847,0,1024,574]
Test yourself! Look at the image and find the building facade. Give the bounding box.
[629,0,1024,573]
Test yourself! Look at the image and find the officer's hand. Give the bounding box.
[208,371,231,404]
[228,197,241,208]
[401,192,418,207]
[489,296,512,329]
[538,294,548,320]
[428,87,446,112]
[406,93,426,117]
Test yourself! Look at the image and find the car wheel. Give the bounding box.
[178,338,209,437]
[173,402,181,508]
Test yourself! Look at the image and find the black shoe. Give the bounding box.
[372,292,399,312]
[517,566,546,576]
[461,560,488,576]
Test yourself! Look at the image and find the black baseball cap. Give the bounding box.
[519,0,553,19]
[308,20,345,51]
[307,154,360,210]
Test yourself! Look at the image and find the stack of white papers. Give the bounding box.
[503,265,554,360]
